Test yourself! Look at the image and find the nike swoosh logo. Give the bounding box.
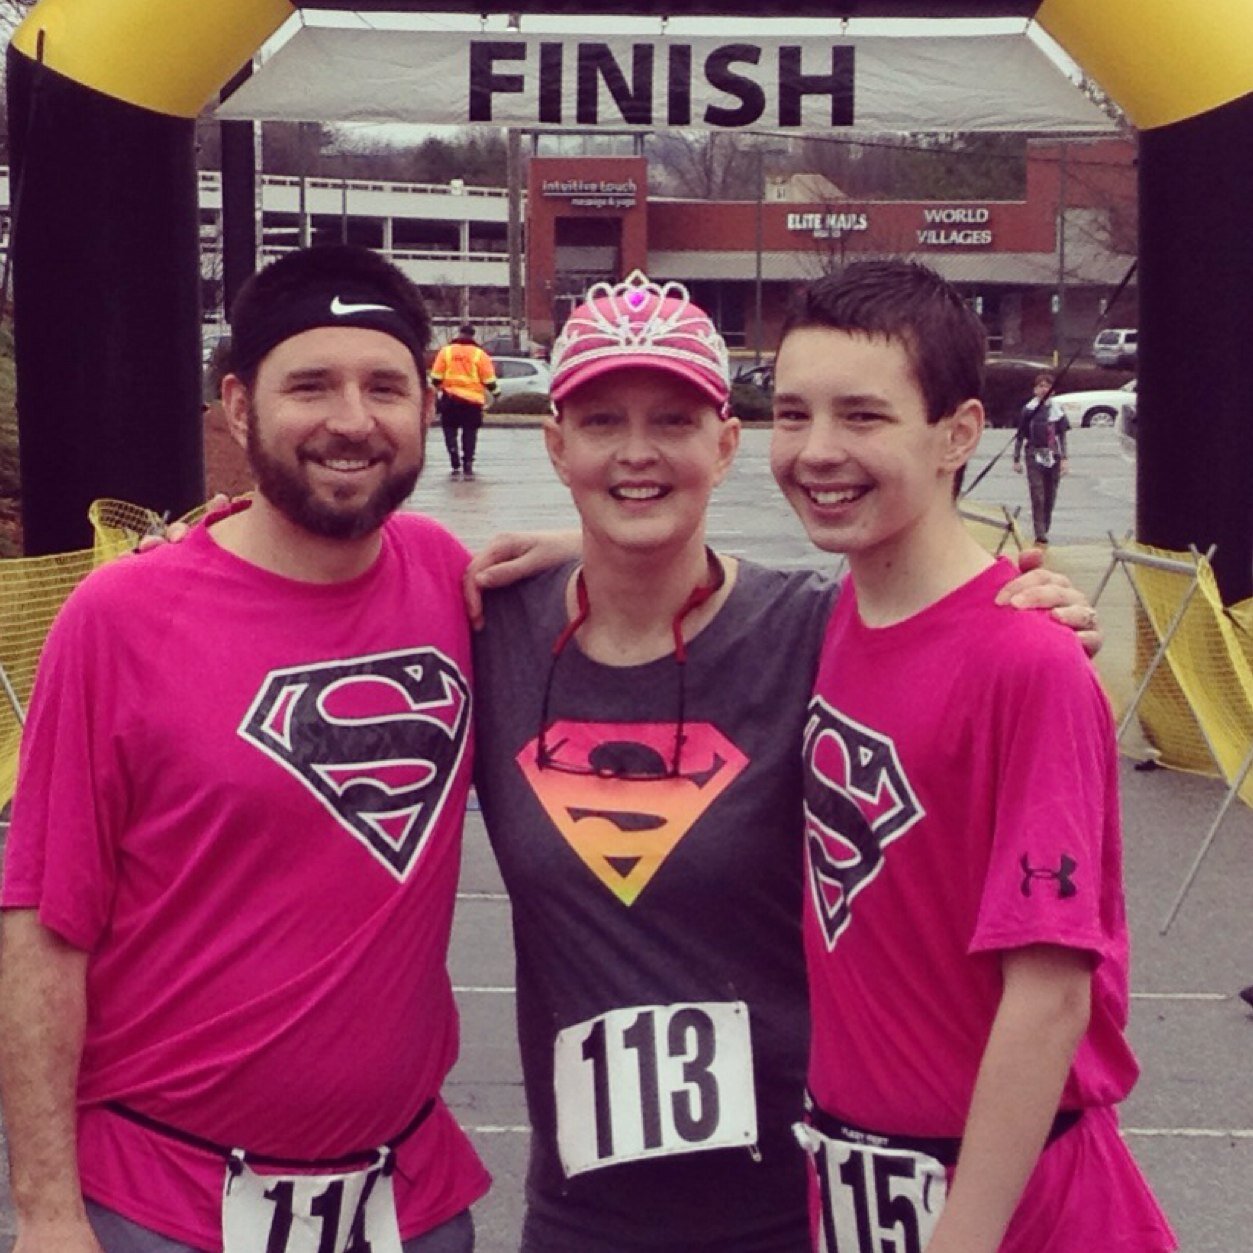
[330,296,394,316]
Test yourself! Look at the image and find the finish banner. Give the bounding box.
[219,27,1112,133]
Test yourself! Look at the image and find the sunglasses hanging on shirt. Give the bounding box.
[536,549,725,781]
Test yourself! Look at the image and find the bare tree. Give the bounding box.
[0,1,35,34]
[1078,76,1131,133]
[647,131,778,200]
[792,199,917,281]
[799,132,1026,202]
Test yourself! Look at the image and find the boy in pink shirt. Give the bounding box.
[770,261,1175,1253]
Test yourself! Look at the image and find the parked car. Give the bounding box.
[1092,328,1137,368]
[1116,386,1138,459]
[732,363,774,395]
[482,334,521,356]
[1054,379,1136,428]
[729,362,775,420]
[201,324,225,365]
[490,355,552,404]
[482,334,550,361]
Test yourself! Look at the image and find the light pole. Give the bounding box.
[753,141,787,366]
[1054,141,1068,364]
[754,148,765,367]
[506,11,525,350]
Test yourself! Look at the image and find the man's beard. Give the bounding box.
[246,400,422,540]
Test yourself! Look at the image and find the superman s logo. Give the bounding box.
[517,721,747,905]
[239,648,470,880]
[803,700,924,950]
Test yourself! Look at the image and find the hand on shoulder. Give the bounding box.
[134,493,233,551]
[463,529,581,629]
[997,549,1101,658]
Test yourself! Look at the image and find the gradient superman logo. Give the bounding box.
[518,721,747,905]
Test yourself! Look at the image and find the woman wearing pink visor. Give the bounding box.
[470,272,1087,1251]
[472,271,825,1250]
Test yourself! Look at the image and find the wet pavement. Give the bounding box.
[2,424,1250,1250]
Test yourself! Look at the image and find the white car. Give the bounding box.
[1054,380,1136,429]
[491,355,552,405]
[1092,328,1137,368]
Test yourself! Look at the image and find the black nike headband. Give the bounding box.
[230,288,427,379]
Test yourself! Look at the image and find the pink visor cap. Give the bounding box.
[550,271,732,417]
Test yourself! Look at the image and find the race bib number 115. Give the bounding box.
[796,1125,947,1253]
[554,1000,757,1177]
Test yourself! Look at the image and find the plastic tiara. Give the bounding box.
[551,270,730,385]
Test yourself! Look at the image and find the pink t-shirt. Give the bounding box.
[3,508,489,1247]
[803,560,1175,1250]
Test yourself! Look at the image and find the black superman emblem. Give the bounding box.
[238,647,470,880]
[803,699,924,949]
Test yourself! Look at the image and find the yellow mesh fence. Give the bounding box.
[1121,542,1253,805]
[1,500,205,809]
[1229,599,1253,672]
[88,498,170,562]
[3,506,1251,816]
[1,547,102,806]
[961,501,1027,557]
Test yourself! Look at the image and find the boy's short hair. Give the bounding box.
[228,244,431,389]
[779,260,987,424]
[1034,371,1056,388]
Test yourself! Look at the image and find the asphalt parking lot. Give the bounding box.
[2,424,1250,1251]
[429,424,1252,1252]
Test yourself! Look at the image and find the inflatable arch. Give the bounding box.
[7,1,1253,601]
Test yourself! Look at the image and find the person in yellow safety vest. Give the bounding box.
[430,324,499,481]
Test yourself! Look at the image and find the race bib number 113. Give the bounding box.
[554,1000,757,1177]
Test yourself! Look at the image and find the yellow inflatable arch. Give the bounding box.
[9,0,1251,131]
[6,0,1253,601]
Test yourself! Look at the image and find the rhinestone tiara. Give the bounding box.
[551,270,730,389]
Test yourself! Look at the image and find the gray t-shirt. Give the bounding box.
[473,557,836,1251]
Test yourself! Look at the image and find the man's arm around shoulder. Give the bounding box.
[0,910,103,1253]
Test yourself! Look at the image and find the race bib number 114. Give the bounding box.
[222,1157,404,1253]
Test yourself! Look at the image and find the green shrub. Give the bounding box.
[730,381,773,422]
[490,391,552,415]
[982,363,1042,428]
[204,335,232,404]
[983,359,1134,428]
[0,326,20,556]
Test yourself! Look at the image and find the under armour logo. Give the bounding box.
[1020,853,1078,899]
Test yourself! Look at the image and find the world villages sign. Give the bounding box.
[916,207,993,247]
[786,206,994,248]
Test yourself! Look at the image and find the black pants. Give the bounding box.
[439,395,484,471]
[1026,457,1062,543]
[85,1199,475,1252]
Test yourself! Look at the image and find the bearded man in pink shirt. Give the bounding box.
[0,246,489,1253]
